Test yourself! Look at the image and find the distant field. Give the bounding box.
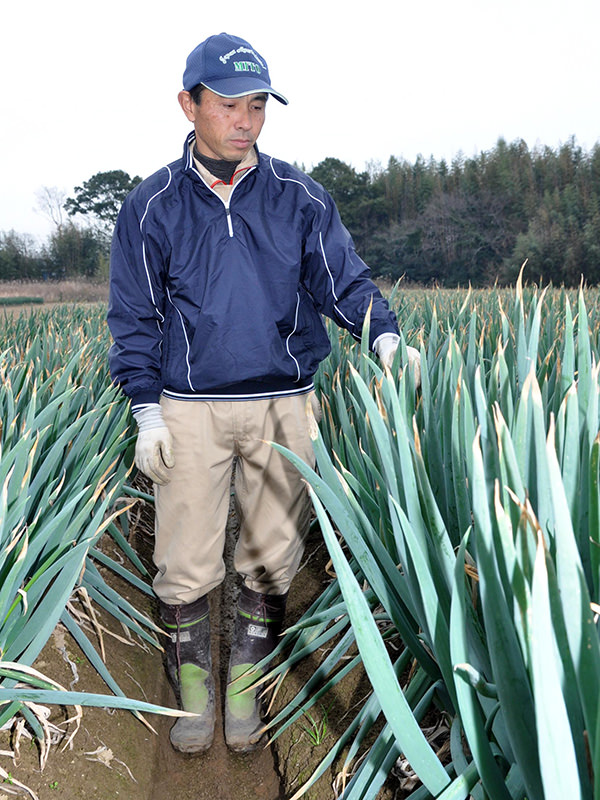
[0,279,108,305]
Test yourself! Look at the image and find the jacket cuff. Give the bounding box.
[370,324,400,351]
[130,390,162,412]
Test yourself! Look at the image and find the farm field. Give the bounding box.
[0,280,109,304]
[1,277,600,799]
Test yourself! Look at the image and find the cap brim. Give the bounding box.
[201,78,288,105]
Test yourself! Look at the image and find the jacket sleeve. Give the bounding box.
[300,187,399,349]
[107,184,169,409]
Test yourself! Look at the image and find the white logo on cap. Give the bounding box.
[219,46,266,70]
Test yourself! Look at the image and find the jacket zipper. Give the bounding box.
[219,167,254,238]
[194,165,256,239]
[224,202,234,237]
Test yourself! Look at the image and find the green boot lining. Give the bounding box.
[179,663,210,715]
[226,663,263,721]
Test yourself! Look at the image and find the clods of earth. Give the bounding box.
[0,497,403,800]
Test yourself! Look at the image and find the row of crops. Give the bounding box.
[263,277,600,800]
[0,306,184,791]
[1,278,600,799]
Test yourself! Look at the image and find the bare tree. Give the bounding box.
[35,186,67,231]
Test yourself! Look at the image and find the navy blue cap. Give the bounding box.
[183,33,288,105]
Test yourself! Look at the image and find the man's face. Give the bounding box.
[178,88,266,161]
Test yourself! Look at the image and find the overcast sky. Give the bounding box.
[2,0,599,240]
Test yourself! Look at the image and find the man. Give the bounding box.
[107,32,419,755]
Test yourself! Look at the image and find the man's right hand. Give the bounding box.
[132,404,175,485]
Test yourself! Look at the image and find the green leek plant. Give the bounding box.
[262,273,600,799]
[0,306,183,761]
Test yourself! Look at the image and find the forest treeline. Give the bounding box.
[1,137,599,286]
[312,136,600,286]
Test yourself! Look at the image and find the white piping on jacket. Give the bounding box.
[268,157,356,334]
[166,286,195,391]
[285,293,302,381]
[317,230,355,329]
[137,165,197,389]
[163,382,314,402]
[139,166,172,321]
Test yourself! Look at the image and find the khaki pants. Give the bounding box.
[153,394,316,605]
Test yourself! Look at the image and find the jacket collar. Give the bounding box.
[182,131,260,179]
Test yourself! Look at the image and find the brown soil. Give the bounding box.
[0,489,398,800]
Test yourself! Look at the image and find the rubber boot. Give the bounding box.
[160,594,215,753]
[225,585,287,752]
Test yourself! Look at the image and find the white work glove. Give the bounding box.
[374,333,422,389]
[132,403,175,485]
[308,391,323,423]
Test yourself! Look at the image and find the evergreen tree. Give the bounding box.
[64,170,142,235]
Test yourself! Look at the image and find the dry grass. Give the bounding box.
[0,278,393,306]
[0,279,108,304]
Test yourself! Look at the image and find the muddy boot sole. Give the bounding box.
[170,671,216,753]
[224,708,265,753]
[224,663,266,752]
[225,725,265,753]
[170,714,215,753]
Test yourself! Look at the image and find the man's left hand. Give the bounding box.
[374,333,421,388]
[404,345,421,388]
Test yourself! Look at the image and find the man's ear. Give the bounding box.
[178,90,195,122]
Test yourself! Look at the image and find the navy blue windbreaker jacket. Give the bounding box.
[107,133,399,408]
